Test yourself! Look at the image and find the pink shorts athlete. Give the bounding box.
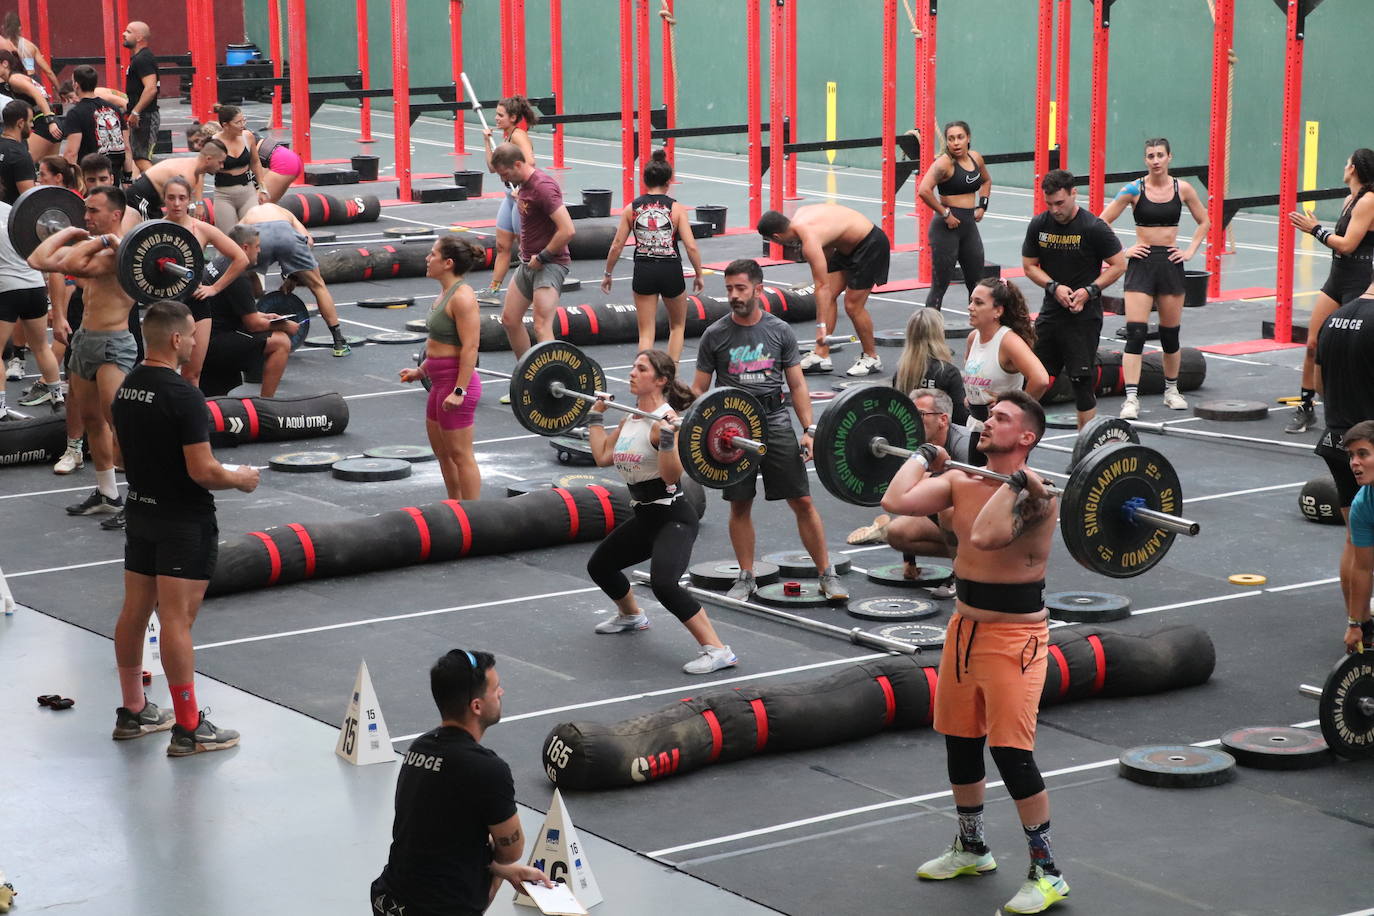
[424,356,481,430]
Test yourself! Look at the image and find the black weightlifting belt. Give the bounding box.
[627,479,678,503]
[215,170,254,187]
[955,577,1046,614]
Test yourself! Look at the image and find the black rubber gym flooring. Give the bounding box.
[4,100,1370,915]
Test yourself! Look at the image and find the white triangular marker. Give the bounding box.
[144,615,165,679]
[0,564,15,615]
[514,789,602,910]
[335,660,395,766]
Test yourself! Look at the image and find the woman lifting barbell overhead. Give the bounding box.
[584,349,737,675]
[1099,137,1209,420]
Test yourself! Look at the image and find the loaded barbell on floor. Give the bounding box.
[508,340,767,489]
[1299,651,1374,761]
[812,386,1201,579]
[1075,414,1315,458]
[8,186,205,305]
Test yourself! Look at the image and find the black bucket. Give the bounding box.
[453,170,484,197]
[1183,270,1210,308]
[695,205,727,235]
[350,155,380,182]
[582,188,613,218]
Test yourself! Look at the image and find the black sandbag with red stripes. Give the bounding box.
[206,484,629,595]
[280,192,381,227]
[316,242,430,284]
[205,393,349,447]
[1041,348,1206,405]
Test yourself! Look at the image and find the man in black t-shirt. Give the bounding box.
[0,99,35,203]
[121,21,159,174]
[1314,288,1374,515]
[373,650,550,916]
[60,65,127,176]
[1022,169,1126,429]
[110,300,258,756]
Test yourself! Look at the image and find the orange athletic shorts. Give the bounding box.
[933,612,1049,751]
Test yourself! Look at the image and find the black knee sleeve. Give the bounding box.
[1123,321,1149,356]
[1071,375,1096,412]
[946,735,987,786]
[989,745,1046,800]
[1158,323,1181,354]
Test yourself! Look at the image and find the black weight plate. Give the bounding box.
[258,290,311,351]
[832,378,884,392]
[550,436,596,465]
[550,471,619,490]
[677,387,767,490]
[761,547,851,578]
[8,185,85,259]
[358,296,415,309]
[688,560,781,590]
[331,457,413,482]
[755,581,833,607]
[1045,590,1132,623]
[367,331,427,345]
[867,622,946,651]
[1318,652,1374,760]
[1069,416,1141,471]
[117,220,205,303]
[413,351,432,392]
[847,596,939,622]
[1193,399,1268,422]
[364,444,436,462]
[268,450,344,472]
[1219,726,1330,770]
[404,318,428,333]
[1060,443,1183,579]
[382,226,432,237]
[309,230,337,243]
[874,328,906,348]
[506,478,553,497]
[1118,745,1236,788]
[813,385,924,507]
[866,561,953,588]
[304,334,366,347]
[512,340,606,436]
[1045,411,1078,430]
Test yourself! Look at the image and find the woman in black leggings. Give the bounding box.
[584,349,736,675]
[917,120,990,309]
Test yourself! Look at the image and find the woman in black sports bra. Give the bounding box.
[917,120,991,310]
[207,104,268,233]
[1100,137,1209,419]
[1285,149,1374,433]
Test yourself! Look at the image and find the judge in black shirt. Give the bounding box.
[110,300,258,756]
[201,224,298,397]
[1315,285,1374,514]
[373,650,550,916]
[1022,169,1126,428]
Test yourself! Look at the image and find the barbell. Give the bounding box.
[1077,414,1315,459]
[508,340,768,489]
[812,386,1201,579]
[1298,650,1374,760]
[8,186,205,305]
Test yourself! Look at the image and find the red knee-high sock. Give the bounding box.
[169,682,199,731]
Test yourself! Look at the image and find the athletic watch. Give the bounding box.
[805,425,817,435]
[452,386,465,397]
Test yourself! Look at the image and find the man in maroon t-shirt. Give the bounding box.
[490,143,576,358]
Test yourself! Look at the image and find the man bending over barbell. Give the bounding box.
[881,389,1070,915]
[28,186,133,520]
[239,202,351,357]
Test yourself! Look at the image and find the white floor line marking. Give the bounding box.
[473,433,539,445]
[1127,590,1259,617]
[646,716,1323,859]
[7,558,123,577]
[336,315,397,333]
[194,585,602,650]
[389,652,889,743]
[0,481,126,501]
[1266,576,1339,593]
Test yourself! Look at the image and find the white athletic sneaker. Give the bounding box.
[928,580,956,600]
[725,571,757,602]
[916,837,997,880]
[846,353,882,377]
[1004,864,1070,914]
[5,355,24,380]
[593,613,649,634]
[53,446,84,475]
[1162,387,1188,410]
[683,644,737,675]
[799,351,832,373]
[1118,395,1140,420]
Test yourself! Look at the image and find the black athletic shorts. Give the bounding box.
[1033,311,1102,380]
[632,259,686,298]
[1316,429,1360,509]
[205,330,269,373]
[826,224,891,290]
[0,286,48,322]
[124,512,219,581]
[1122,246,1186,297]
[722,416,810,502]
[125,176,164,221]
[1320,256,1373,306]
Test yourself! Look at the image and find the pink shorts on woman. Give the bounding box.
[424,355,481,430]
[267,144,304,178]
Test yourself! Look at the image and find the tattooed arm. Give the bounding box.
[969,469,1057,551]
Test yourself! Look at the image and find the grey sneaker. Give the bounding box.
[846,353,882,377]
[5,355,23,380]
[17,380,58,407]
[725,570,757,601]
[65,490,123,516]
[100,508,127,531]
[819,568,849,601]
[1285,401,1316,434]
[167,709,240,757]
[594,612,649,634]
[683,644,738,674]
[112,698,176,740]
[916,837,998,880]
